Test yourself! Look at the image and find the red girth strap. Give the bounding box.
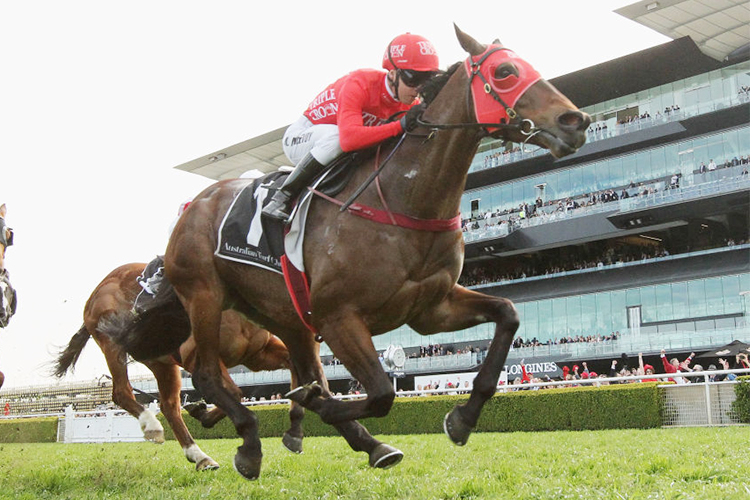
[310,188,461,232]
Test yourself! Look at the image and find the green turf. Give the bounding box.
[0,427,747,499]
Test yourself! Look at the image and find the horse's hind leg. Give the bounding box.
[147,361,219,471]
[184,291,263,480]
[96,333,164,443]
[409,285,518,446]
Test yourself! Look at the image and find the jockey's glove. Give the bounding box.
[400,103,426,132]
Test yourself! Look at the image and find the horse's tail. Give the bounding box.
[52,324,91,378]
[99,279,191,362]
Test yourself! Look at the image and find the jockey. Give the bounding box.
[262,33,440,222]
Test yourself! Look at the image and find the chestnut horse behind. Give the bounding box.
[109,26,590,479]
[0,203,18,389]
[53,262,300,470]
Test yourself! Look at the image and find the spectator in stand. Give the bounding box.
[519,359,532,385]
[660,349,694,384]
[638,353,658,382]
[736,352,750,370]
[706,364,719,382]
[608,359,624,383]
[717,358,735,381]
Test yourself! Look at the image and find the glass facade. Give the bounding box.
[317,272,750,356]
[469,60,750,173]
[461,125,750,219]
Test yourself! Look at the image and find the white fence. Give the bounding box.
[47,369,750,443]
[57,403,159,443]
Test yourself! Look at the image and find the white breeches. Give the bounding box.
[282,116,343,166]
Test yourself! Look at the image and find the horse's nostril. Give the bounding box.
[558,111,590,131]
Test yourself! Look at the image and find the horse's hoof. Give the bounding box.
[143,429,165,444]
[444,407,472,446]
[282,432,303,454]
[185,401,207,418]
[369,443,404,469]
[285,381,322,405]
[233,452,262,481]
[196,457,220,471]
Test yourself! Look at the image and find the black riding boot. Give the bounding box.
[262,153,326,222]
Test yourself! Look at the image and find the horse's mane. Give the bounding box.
[420,61,462,105]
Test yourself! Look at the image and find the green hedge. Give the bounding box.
[732,376,750,423]
[158,383,663,440]
[0,417,58,443]
[0,384,668,443]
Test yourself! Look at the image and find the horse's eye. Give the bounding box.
[494,63,519,80]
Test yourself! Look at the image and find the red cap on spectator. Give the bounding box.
[563,366,570,374]
[644,364,654,372]
[581,372,589,379]
[590,371,598,377]
[573,364,579,371]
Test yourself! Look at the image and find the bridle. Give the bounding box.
[415,46,542,145]
[325,46,544,219]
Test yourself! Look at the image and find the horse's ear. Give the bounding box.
[454,24,486,56]
[492,38,502,46]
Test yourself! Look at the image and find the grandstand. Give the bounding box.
[3,2,747,412]
[174,16,748,391]
[170,3,749,394]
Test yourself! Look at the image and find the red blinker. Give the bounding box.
[465,46,542,130]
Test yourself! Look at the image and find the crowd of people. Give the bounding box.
[511,332,619,350]
[505,350,750,390]
[462,152,749,239]
[458,239,678,287]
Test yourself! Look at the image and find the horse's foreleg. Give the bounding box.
[96,334,164,443]
[286,313,394,423]
[186,291,262,480]
[280,326,401,468]
[410,285,519,446]
[148,361,218,471]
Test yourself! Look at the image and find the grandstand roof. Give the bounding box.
[174,1,748,182]
[615,0,750,62]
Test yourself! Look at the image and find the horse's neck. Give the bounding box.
[381,72,479,220]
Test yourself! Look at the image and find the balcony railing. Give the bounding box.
[462,168,750,244]
[469,93,750,173]
[127,327,748,393]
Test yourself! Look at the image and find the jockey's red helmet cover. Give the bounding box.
[383,33,439,72]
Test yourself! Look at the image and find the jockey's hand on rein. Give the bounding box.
[400,103,425,132]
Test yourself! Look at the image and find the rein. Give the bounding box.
[312,134,461,232]
[309,46,542,232]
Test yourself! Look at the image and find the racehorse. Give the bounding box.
[108,26,590,479]
[0,203,18,389]
[53,262,301,470]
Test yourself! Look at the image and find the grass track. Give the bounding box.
[0,427,748,499]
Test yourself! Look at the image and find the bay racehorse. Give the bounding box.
[0,203,18,389]
[109,26,590,479]
[53,262,300,470]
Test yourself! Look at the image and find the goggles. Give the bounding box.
[399,69,435,88]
